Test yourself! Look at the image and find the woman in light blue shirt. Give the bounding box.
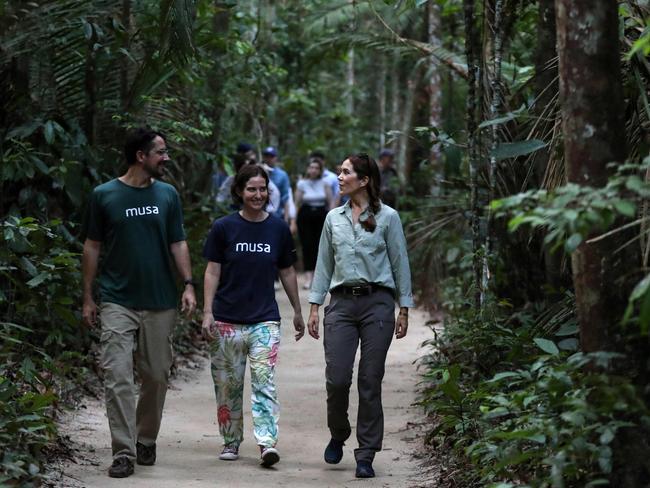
[307,153,414,479]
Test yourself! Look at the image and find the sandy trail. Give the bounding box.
[55,284,432,487]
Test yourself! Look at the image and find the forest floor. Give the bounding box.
[47,278,438,487]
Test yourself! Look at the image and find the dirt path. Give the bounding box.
[54,284,432,487]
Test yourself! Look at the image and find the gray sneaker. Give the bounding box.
[219,445,239,461]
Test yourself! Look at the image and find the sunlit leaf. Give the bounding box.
[533,338,559,355]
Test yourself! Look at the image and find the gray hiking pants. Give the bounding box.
[323,288,396,463]
[99,302,176,460]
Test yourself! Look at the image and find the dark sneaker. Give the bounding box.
[260,446,280,467]
[108,456,134,478]
[324,438,345,464]
[355,460,375,478]
[136,442,156,466]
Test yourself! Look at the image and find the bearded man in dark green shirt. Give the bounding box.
[82,127,196,478]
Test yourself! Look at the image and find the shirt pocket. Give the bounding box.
[357,224,387,257]
[331,222,350,251]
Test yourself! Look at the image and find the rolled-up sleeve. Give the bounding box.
[308,215,334,305]
[386,211,415,308]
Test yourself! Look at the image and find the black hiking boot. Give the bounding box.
[355,460,375,478]
[324,438,345,464]
[108,456,134,478]
[136,442,156,466]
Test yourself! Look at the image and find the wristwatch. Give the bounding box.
[183,278,196,287]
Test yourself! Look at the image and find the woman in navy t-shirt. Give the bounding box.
[202,164,305,467]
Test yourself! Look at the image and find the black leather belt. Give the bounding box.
[331,284,391,297]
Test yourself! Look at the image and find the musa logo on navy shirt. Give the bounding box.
[125,206,160,217]
[235,242,272,253]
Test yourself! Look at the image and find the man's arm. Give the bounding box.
[202,261,221,340]
[82,239,101,328]
[170,240,197,316]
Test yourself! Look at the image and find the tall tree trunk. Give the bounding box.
[120,0,132,111]
[534,0,564,290]
[346,47,355,116]
[464,0,484,307]
[84,23,97,145]
[398,70,418,187]
[427,0,443,193]
[389,53,400,151]
[378,56,387,149]
[208,1,231,153]
[556,0,628,352]
[485,0,504,270]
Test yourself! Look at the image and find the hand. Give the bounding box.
[202,312,216,341]
[395,311,409,339]
[82,298,97,328]
[307,310,320,340]
[293,312,305,341]
[290,220,298,236]
[181,286,197,317]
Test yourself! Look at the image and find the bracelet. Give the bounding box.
[183,278,196,287]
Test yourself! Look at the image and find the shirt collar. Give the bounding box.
[339,200,374,220]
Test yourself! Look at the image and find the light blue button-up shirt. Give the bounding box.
[308,201,415,308]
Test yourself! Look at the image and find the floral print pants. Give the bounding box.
[209,320,281,448]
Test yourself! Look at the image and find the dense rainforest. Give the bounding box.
[1,0,650,486]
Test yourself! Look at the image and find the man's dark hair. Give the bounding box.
[309,151,325,162]
[124,128,165,165]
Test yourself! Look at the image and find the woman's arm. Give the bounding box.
[294,187,303,211]
[385,211,415,339]
[307,303,321,339]
[278,266,305,341]
[201,261,221,340]
[324,182,334,210]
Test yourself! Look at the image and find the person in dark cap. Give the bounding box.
[377,149,398,209]
[262,146,291,222]
[236,142,257,163]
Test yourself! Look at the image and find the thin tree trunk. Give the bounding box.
[464,0,483,307]
[427,0,443,193]
[378,56,387,149]
[534,0,564,289]
[390,53,400,151]
[84,23,97,145]
[398,71,417,187]
[120,0,131,111]
[346,47,355,116]
[485,0,504,269]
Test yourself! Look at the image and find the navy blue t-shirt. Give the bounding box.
[203,212,297,324]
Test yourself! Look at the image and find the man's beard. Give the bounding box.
[144,162,165,178]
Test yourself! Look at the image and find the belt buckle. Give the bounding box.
[351,286,363,296]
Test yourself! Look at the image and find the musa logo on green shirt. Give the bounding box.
[125,206,160,217]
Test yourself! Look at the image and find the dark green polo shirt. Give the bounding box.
[85,178,186,309]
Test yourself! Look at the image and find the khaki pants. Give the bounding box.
[99,302,176,460]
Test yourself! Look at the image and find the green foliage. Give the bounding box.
[420,291,649,487]
[492,157,650,333]
[0,217,91,485]
[0,370,56,486]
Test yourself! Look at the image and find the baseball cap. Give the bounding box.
[236,142,254,154]
[262,146,278,157]
[379,148,394,158]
